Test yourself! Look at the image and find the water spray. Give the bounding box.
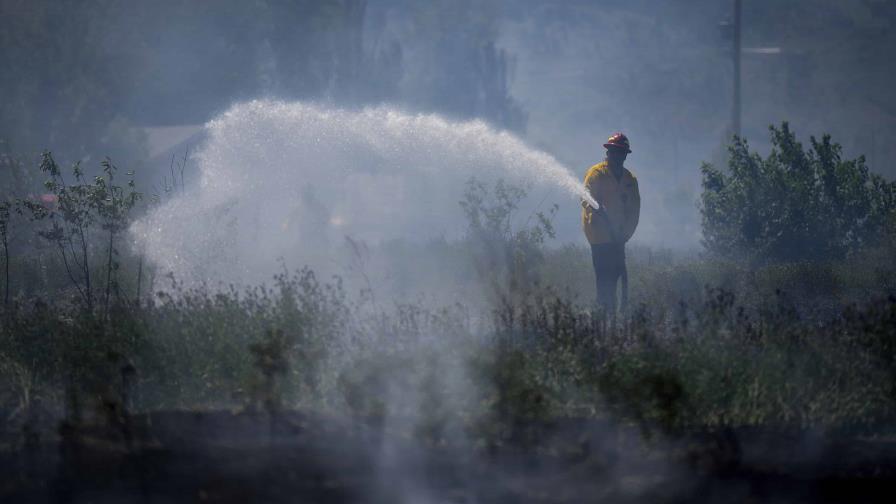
[133,100,597,286]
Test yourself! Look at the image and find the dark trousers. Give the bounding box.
[591,243,626,315]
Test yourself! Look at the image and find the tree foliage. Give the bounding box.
[460,178,557,306]
[17,153,141,312]
[701,123,896,261]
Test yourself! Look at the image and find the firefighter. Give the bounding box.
[582,132,641,315]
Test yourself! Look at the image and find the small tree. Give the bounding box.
[459,178,558,307]
[95,158,142,315]
[700,123,896,261]
[20,152,141,312]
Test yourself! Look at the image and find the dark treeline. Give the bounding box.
[2,0,895,248]
[0,0,523,167]
[5,1,894,167]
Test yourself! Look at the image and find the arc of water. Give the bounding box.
[133,100,598,286]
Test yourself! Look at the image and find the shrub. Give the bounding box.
[701,123,896,261]
[17,152,141,312]
[459,177,558,307]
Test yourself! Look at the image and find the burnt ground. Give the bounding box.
[2,410,896,503]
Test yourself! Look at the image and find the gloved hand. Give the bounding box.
[581,200,600,212]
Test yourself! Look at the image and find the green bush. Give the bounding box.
[459,177,557,307]
[701,123,896,261]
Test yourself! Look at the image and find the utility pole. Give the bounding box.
[722,1,783,142]
[732,0,742,138]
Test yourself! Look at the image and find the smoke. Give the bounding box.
[495,3,729,249]
[132,100,592,289]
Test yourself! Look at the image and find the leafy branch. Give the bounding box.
[18,152,141,314]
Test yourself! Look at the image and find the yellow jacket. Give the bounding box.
[581,161,640,245]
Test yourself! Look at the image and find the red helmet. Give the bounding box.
[603,132,632,153]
